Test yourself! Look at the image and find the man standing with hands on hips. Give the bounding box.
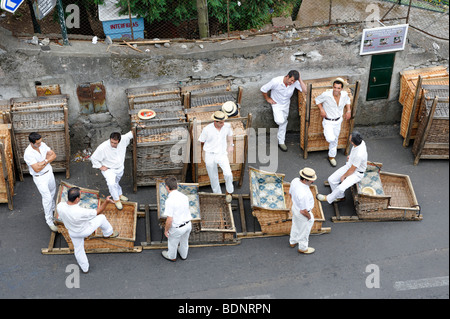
[315,77,352,167]
[261,70,307,152]
[23,132,58,232]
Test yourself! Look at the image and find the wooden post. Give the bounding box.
[345,80,361,155]
[196,0,210,39]
[132,126,138,192]
[404,75,423,147]
[303,83,312,159]
[127,0,134,40]
[63,106,70,179]
[414,97,438,165]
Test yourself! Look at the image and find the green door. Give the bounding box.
[366,53,395,101]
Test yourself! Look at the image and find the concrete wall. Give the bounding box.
[0,24,448,151]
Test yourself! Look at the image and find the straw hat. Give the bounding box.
[222,101,238,117]
[331,77,347,89]
[211,110,228,121]
[137,109,156,120]
[299,167,317,181]
[362,186,376,196]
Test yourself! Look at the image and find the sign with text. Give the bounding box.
[360,24,409,56]
[1,0,25,13]
[32,0,57,20]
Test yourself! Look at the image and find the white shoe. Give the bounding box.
[115,201,123,210]
[298,247,315,254]
[49,224,58,232]
[328,157,337,167]
[316,194,327,202]
[161,250,176,262]
[119,195,128,202]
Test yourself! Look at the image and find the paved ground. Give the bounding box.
[0,131,448,303]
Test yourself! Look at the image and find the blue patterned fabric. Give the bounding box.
[357,164,385,196]
[59,184,99,210]
[250,169,286,209]
[158,182,201,220]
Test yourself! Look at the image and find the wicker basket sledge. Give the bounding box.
[9,95,70,180]
[126,84,190,190]
[249,166,326,235]
[54,181,138,251]
[350,162,421,221]
[298,77,361,159]
[181,79,243,108]
[0,124,15,210]
[412,85,449,164]
[156,180,236,244]
[399,66,449,145]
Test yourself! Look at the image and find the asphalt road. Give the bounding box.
[0,132,448,303]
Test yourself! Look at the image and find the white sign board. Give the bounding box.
[98,0,137,22]
[32,0,57,20]
[360,24,409,56]
[1,0,25,13]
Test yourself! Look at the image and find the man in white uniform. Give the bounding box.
[315,77,352,167]
[317,131,368,204]
[23,132,58,232]
[261,70,307,152]
[198,110,234,202]
[162,176,192,262]
[56,187,118,273]
[90,131,133,210]
[289,167,317,254]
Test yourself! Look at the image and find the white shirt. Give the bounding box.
[348,140,368,172]
[57,201,97,234]
[260,76,303,106]
[198,122,233,154]
[163,190,191,227]
[315,89,351,119]
[23,142,52,176]
[289,177,315,215]
[90,131,133,171]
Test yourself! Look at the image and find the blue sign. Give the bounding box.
[1,0,25,13]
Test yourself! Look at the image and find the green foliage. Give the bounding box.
[107,0,298,30]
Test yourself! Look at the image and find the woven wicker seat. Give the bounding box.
[54,181,138,251]
[156,180,236,243]
[249,166,326,234]
[351,163,421,221]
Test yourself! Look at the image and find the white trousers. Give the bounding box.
[101,168,124,201]
[167,221,192,260]
[204,152,234,194]
[290,209,314,251]
[322,117,343,158]
[32,167,56,227]
[272,103,289,144]
[327,163,364,204]
[69,214,113,272]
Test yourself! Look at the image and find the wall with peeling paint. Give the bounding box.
[0,25,448,152]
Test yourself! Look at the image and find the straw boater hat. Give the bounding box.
[222,101,238,117]
[331,77,347,89]
[299,167,317,181]
[362,186,376,196]
[211,110,228,121]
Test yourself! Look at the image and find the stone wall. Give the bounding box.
[0,23,448,152]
